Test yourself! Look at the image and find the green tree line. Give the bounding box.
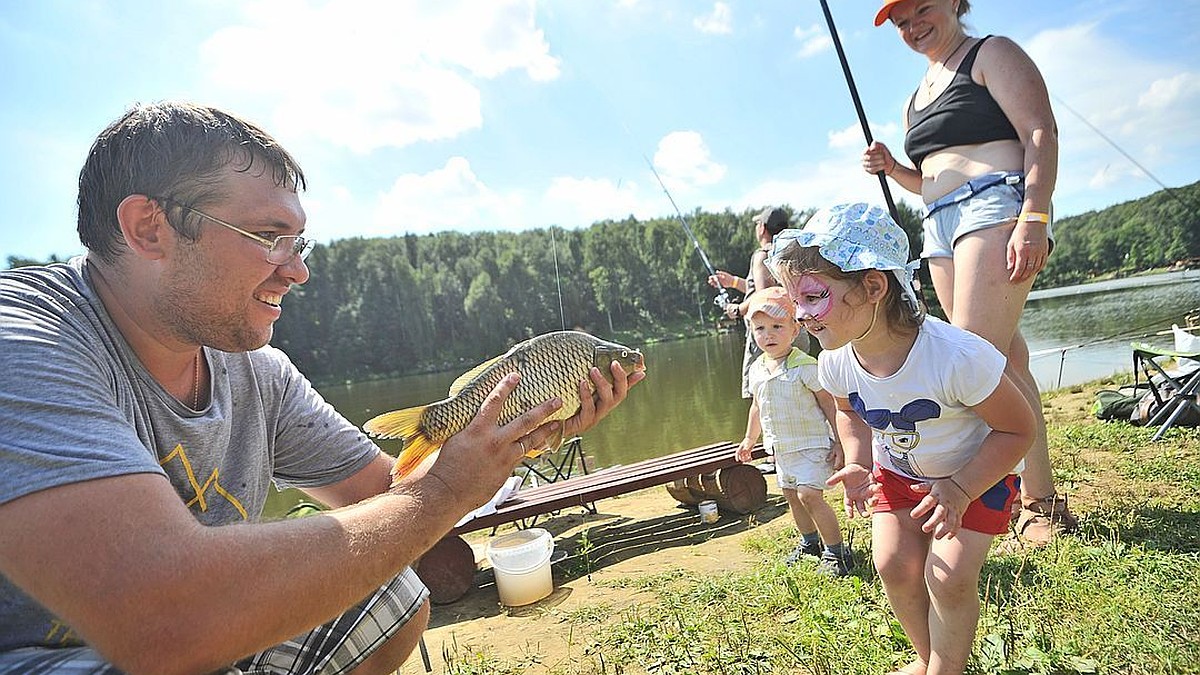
[7,180,1198,384]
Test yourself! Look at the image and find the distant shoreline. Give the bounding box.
[1029,269,1199,301]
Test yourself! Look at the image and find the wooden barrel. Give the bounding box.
[665,473,711,505]
[414,535,476,605]
[663,464,766,515]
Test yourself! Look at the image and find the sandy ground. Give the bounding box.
[397,475,797,674]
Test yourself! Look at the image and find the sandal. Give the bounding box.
[1016,493,1079,545]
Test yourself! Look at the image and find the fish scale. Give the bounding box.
[363,331,644,483]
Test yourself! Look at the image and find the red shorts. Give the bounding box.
[872,466,1020,536]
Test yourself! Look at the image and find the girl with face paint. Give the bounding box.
[769,203,1036,675]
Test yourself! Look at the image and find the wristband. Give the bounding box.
[947,476,972,500]
[1020,211,1050,224]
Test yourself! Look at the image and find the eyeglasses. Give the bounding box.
[154,197,314,265]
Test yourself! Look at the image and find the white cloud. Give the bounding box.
[369,157,524,235]
[1025,22,1200,203]
[736,117,923,219]
[652,131,727,192]
[827,124,861,150]
[693,2,733,35]
[793,24,833,59]
[1137,73,1199,112]
[198,0,559,153]
[353,160,656,238]
[542,177,645,227]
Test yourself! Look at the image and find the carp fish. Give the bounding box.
[364,330,645,481]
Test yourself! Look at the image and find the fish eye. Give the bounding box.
[621,349,629,358]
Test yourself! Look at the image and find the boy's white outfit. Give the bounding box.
[747,347,834,490]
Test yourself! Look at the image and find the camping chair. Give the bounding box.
[1131,342,1200,441]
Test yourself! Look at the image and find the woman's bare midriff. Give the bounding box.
[920,139,1025,203]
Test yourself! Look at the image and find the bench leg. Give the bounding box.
[415,535,476,605]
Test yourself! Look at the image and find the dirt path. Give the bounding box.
[398,482,796,674]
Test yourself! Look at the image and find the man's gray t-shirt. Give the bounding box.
[0,258,381,651]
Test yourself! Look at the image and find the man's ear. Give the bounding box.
[115,195,170,260]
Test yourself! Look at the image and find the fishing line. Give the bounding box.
[642,156,733,309]
[552,33,735,312]
[1051,93,1200,214]
[1029,302,1200,359]
[817,0,901,223]
[550,226,566,330]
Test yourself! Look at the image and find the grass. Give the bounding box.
[440,376,1200,674]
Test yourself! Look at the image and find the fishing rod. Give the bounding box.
[643,155,733,309]
[817,0,901,223]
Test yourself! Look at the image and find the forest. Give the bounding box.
[6,180,1198,385]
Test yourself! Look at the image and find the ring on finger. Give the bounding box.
[518,438,527,454]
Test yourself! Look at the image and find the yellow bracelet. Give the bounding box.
[1020,211,1050,224]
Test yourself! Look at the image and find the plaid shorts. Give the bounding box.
[0,567,428,675]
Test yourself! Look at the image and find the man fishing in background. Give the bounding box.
[708,207,806,472]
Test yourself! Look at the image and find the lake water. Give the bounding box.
[266,275,1200,515]
[1022,271,1200,390]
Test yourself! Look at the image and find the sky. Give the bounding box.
[1,0,1198,264]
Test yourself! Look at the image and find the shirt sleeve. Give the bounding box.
[817,350,849,399]
[253,348,382,490]
[946,330,1007,407]
[0,275,164,507]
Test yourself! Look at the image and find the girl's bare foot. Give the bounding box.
[885,660,927,675]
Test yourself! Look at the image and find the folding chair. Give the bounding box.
[513,436,596,529]
[1131,342,1200,441]
[520,436,589,485]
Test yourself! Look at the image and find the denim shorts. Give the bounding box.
[921,171,1055,259]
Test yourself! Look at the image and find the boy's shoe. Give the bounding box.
[783,540,822,566]
[818,547,855,577]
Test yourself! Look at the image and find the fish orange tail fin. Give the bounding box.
[363,406,442,484]
[390,434,442,485]
[363,406,425,440]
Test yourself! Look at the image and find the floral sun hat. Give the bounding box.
[768,202,922,313]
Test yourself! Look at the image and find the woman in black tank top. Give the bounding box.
[853,1,1077,673]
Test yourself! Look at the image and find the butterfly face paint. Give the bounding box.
[791,275,832,321]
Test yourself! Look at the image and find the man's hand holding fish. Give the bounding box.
[385,349,646,515]
[367,331,647,486]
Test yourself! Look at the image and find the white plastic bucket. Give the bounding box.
[485,528,555,606]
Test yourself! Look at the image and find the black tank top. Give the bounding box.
[903,36,1020,169]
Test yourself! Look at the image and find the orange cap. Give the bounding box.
[874,0,907,26]
[744,286,796,322]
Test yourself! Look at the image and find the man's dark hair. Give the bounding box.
[77,101,307,263]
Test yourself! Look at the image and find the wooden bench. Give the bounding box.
[415,441,768,603]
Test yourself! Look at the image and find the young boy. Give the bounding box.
[735,287,853,576]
